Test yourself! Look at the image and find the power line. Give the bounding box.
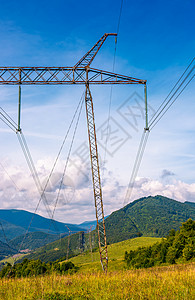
[149,71,194,130]
[0,100,84,260]
[17,132,54,221]
[49,94,84,225]
[16,95,84,256]
[123,129,149,206]
[0,107,18,132]
[102,0,124,175]
[39,93,84,207]
[0,107,53,218]
[0,162,21,192]
[124,57,195,205]
[149,57,195,126]
[0,107,54,220]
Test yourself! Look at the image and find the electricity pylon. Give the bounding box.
[65,225,71,260]
[88,225,94,262]
[0,33,147,273]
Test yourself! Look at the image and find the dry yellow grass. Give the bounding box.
[0,262,194,299]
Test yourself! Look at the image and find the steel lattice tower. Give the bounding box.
[0,33,147,273]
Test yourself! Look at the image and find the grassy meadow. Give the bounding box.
[0,263,194,299]
[70,237,161,273]
[0,237,194,299]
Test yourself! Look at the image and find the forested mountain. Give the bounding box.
[1,195,195,263]
[0,240,17,260]
[105,195,195,243]
[16,230,94,263]
[0,209,85,240]
[185,201,195,208]
[0,209,86,259]
[9,231,65,251]
[0,219,26,241]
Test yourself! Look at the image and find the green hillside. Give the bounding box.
[0,240,17,260]
[0,219,26,242]
[125,219,195,268]
[16,230,93,263]
[185,201,195,208]
[1,195,195,263]
[9,231,64,251]
[69,236,161,273]
[105,195,195,243]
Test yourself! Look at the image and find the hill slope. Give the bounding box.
[1,195,195,262]
[185,201,195,208]
[0,219,26,242]
[9,231,64,251]
[105,195,195,243]
[0,209,85,259]
[0,240,17,260]
[69,236,161,273]
[0,209,85,238]
[15,230,91,263]
[125,218,195,268]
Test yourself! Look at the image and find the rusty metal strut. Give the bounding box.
[85,82,108,273]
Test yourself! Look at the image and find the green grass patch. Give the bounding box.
[67,236,161,273]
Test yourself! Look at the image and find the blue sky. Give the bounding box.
[0,0,194,223]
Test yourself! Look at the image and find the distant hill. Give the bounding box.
[0,209,85,259]
[0,240,17,260]
[0,209,85,239]
[9,231,65,251]
[105,195,195,243]
[78,220,97,230]
[0,219,26,242]
[185,201,195,208]
[78,216,108,230]
[1,195,195,263]
[16,230,91,263]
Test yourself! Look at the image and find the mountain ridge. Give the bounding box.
[0,209,85,241]
[0,195,195,262]
[105,195,195,243]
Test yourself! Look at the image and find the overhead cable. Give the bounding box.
[149,57,195,127]
[0,161,21,192]
[123,129,149,206]
[17,94,84,256]
[102,0,124,175]
[0,107,18,132]
[149,57,195,129]
[124,57,195,205]
[49,94,84,226]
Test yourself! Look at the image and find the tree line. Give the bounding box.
[125,218,195,269]
[0,258,77,278]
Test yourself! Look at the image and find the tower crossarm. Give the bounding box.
[74,33,117,68]
[0,67,146,85]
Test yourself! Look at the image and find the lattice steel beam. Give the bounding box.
[85,83,108,272]
[0,67,146,85]
[74,33,117,68]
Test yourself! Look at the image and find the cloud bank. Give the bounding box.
[0,157,194,224]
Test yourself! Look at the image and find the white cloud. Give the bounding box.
[1,154,194,224]
[125,176,195,205]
